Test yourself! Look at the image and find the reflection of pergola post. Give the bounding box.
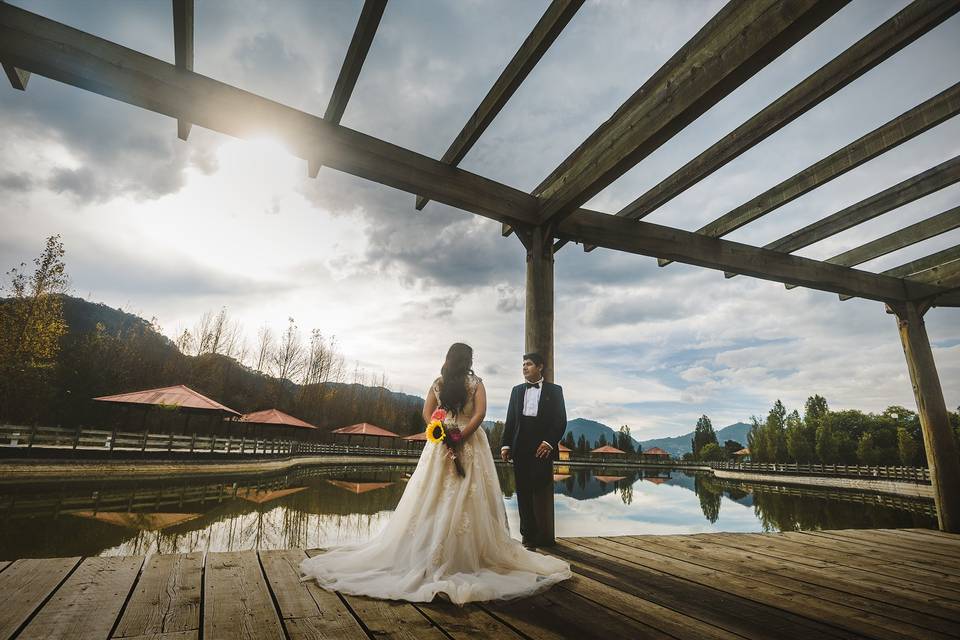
[889,301,960,532]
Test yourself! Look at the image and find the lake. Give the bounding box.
[0,463,936,559]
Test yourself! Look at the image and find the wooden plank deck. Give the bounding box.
[0,528,957,639]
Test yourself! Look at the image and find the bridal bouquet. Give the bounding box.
[425,408,465,477]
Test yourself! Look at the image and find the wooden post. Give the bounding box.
[522,224,557,545]
[890,301,960,532]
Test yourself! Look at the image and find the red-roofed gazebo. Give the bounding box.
[332,423,400,448]
[240,408,317,441]
[402,430,428,452]
[590,444,626,462]
[94,384,240,415]
[93,384,240,435]
[641,446,671,462]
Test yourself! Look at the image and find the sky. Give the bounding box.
[1,0,958,439]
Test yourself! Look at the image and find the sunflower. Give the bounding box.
[425,420,446,444]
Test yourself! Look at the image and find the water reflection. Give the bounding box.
[0,465,935,559]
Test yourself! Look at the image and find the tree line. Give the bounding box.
[686,397,960,468]
[0,237,425,436]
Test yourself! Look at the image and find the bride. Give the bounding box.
[300,342,571,605]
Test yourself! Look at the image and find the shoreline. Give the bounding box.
[0,455,934,500]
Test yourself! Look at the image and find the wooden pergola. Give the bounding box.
[2,0,959,534]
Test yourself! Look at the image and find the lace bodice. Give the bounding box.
[432,373,482,427]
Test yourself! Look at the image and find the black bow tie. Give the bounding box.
[525,382,541,389]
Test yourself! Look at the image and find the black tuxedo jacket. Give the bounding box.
[502,382,567,462]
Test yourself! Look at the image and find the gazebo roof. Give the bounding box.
[643,447,670,456]
[403,431,428,441]
[93,384,240,416]
[331,423,400,438]
[734,447,751,456]
[557,443,572,452]
[591,445,626,454]
[327,480,395,494]
[594,475,627,483]
[240,409,317,430]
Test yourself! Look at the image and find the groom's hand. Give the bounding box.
[536,442,552,459]
[500,447,512,462]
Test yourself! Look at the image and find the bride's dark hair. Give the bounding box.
[438,342,474,416]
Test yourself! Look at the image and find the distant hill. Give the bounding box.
[485,417,750,457]
[639,422,751,458]
[564,417,642,449]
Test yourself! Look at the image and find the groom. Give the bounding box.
[500,352,567,550]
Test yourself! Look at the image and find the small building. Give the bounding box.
[733,447,751,461]
[590,444,626,462]
[331,423,400,448]
[557,442,572,461]
[93,384,241,435]
[402,431,428,451]
[641,446,671,462]
[239,408,318,441]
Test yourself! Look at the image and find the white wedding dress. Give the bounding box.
[300,374,571,605]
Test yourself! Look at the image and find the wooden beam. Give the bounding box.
[533,0,847,228]
[907,258,960,287]
[614,1,960,224]
[2,60,28,89]
[766,155,960,254]
[416,0,584,210]
[658,82,960,265]
[838,244,960,300]
[0,3,541,228]
[556,207,949,303]
[889,301,960,532]
[310,0,386,177]
[786,206,960,289]
[172,0,193,141]
[324,0,386,125]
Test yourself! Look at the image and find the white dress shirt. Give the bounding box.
[502,379,552,453]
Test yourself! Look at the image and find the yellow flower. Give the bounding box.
[426,420,446,444]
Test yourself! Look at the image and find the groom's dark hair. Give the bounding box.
[523,352,545,367]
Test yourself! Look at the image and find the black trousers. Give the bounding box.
[513,415,553,545]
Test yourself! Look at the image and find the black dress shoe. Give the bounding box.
[521,539,537,551]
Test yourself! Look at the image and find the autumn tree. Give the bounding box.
[0,235,69,422]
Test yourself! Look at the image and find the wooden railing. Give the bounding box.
[705,460,931,483]
[560,454,931,483]
[0,424,421,458]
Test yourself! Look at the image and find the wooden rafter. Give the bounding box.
[0,3,540,228]
[556,208,952,303]
[657,82,960,266]
[4,2,957,308]
[613,1,960,224]
[908,258,960,288]
[415,0,584,210]
[172,0,194,141]
[531,0,847,228]
[310,0,388,178]
[839,245,960,301]
[2,60,28,90]
[766,155,960,254]
[785,206,960,289]
[721,155,960,278]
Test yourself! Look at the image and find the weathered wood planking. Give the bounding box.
[697,532,960,599]
[112,552,202,639]
[203,552,284,640]
[551,538,858,640]
[261,549,367,640]
[17,556,142,640]
[627,534,960,636]
[0,557,79,640]
[2,530,959,639]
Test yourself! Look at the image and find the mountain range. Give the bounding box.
[483,417,751,457]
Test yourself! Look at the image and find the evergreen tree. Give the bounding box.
[562,430,576,451]
[766,400,788,461]
[617,425,635,454]
[691,415,718,459]
[576,434,588,454]
[596,433,608,448]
